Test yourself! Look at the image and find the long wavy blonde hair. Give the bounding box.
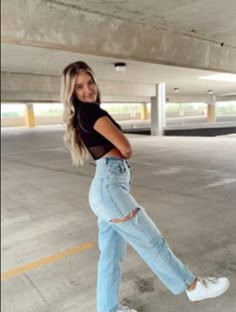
[61,61,101,166]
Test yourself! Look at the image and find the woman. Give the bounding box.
[61,61,229,312]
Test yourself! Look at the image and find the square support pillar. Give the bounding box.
[151,83,166,136]
[25,104,35,128]
[207,96,216,123]
[140,103,148,120]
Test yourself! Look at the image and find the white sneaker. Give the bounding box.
[117,306,138,312]
[186,277,230,302]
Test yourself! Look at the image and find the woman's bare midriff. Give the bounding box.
[102,148,125,159]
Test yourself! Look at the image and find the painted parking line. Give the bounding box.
[1,242,95,281]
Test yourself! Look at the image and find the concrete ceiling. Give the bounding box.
[56,0,236,46]
[1,0,236,101]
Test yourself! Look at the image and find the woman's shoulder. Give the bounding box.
[77,103,109,130]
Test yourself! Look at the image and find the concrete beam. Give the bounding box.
[1,72,60,102]
[2,0,236,73]
[100,80,155,97]
[1,72,155,103]
[216,94,236,102]
[168,94,236,103]
[102,96,150,103]
[2,72,234,104]
[167,95,214,103]
[1,91,60,103]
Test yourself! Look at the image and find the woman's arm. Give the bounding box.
[94,116,132,159]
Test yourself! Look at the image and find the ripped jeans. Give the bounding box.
[89,157,195,312]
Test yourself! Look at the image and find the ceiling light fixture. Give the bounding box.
[208,90,213,94]
[173,88,180,93]
[114,62,127,72]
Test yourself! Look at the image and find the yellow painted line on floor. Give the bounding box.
[1,242,95,281]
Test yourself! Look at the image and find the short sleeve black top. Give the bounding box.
[74,103,122,160]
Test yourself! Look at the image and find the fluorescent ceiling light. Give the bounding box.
[198,73,236,83]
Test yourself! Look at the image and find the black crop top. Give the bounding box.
[74,103,122,160]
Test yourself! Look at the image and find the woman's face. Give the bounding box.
[74,71,98,103]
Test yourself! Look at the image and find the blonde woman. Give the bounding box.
[61,61,229,312]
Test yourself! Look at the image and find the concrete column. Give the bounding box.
[24,104,35,128]
[140,103,148,120]
[151,83,166,136]
[207,96,216,123]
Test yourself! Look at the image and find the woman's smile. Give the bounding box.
[74,71,98,103]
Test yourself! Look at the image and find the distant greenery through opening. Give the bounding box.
[1,101,236,119]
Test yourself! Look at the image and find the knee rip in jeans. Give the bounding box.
[109,207,140,223]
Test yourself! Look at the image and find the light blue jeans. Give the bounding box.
[89,157,195,312]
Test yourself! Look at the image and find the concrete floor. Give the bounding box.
[1,126,236,312]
